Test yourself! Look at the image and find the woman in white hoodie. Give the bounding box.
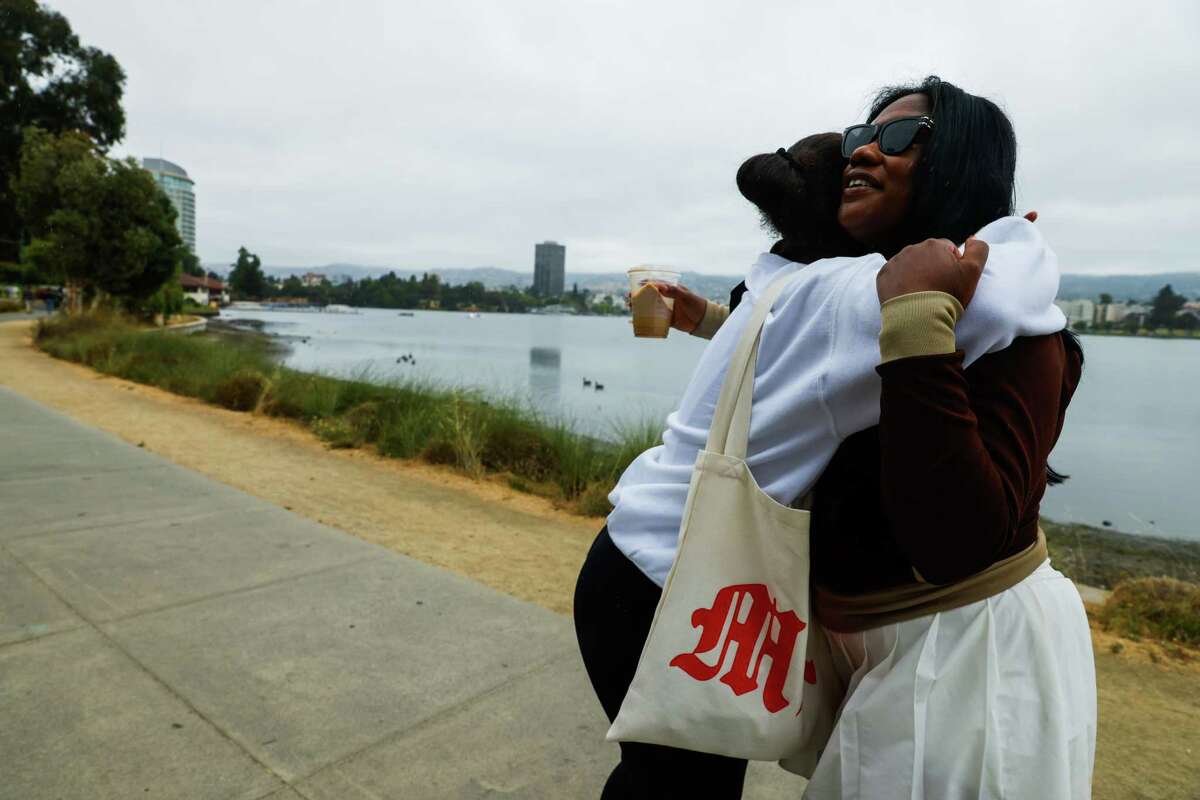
[574,76,1094,799]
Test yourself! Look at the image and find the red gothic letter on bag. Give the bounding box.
[668,584,806,713]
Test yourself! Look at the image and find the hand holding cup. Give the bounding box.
[627,267,681,338]
[650,283,708,333]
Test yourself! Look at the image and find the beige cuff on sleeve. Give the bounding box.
[878,291,964,364]
[690,299,731,340]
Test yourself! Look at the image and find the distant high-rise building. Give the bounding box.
[534,241,565,297]
[142,157,196,253]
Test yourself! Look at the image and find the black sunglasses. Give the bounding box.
[841,116,934,159]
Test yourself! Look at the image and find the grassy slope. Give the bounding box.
[35,313,660,516]
[1043,520,1200,588]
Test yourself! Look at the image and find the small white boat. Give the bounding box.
[467,312,481,319]
[324,304,359,314]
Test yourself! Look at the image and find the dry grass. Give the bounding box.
[1097,576,1200,647]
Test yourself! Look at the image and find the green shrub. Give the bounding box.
[0,299,23,313]
[440,391,488,478]
[574,481,614,516]
[262,371,343,419]
[480,405,558,479]
[343,401,384,442]
[36,311,134,344]
[607,418,663,481]
[1098,576,1200,646]
[213,369,269,411]
[311,417,361,449]
[421,438,458,466]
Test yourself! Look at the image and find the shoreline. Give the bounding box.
[1074,328,1200,340]
[212,316,1200,553]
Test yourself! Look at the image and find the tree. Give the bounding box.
[228,247,267,299]
[1098,293,1113,305]
[13,127,181,309]
[279,275,305,296]
[1,1,126,261]
[91,157,182,302]
[180,250,204,277]
[1148,284,1186,329]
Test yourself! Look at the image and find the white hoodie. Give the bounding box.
[605,217,1068,587]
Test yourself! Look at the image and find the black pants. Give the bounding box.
[573,527,748,799]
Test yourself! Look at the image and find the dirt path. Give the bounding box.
[0,320,601,614]
[4,319,1199,797]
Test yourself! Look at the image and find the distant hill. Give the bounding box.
[204,263,746,300]
[203,261,1200,304]
[204,263,405,283]
[1056,273,1200,302]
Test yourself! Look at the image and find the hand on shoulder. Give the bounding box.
[876,237,990,308]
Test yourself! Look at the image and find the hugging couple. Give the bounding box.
[574,75,1095,799]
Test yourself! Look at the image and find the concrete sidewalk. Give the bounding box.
[0,310,51,322]
[0,388,807,799]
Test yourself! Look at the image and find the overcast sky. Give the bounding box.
[50,0,1199,276]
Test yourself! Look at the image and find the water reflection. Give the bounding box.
[529,346,562,411]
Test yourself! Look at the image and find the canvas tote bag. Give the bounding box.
[607,270,838,763]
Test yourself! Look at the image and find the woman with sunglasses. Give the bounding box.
[816,79,1095,800]
[576,75,1094,798]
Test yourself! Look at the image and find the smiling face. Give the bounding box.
[837,93,931,253]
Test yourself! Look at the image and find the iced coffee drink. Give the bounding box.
[627,267,680,338]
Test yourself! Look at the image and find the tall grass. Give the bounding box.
[35,313,662,515]
[1098,577,1200,646]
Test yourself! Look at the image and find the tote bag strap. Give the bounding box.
[705,269,803,459]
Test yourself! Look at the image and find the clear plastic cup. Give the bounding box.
[627,266,680,338]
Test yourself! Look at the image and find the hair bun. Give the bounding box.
[737,133,855,256]
[736,151,802,237]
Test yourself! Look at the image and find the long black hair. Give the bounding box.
[736,132,864,263]
[868,75,1017,246]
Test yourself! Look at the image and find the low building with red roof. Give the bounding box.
[180,273,230,307]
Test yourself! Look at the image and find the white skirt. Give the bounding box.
[803,560,1096,800]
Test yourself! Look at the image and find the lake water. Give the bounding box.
[221,307,1200,542]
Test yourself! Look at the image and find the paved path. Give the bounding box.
[0,388,807,799]
[0,310,50,322]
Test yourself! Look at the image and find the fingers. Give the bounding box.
[960,237,990,273]
[651,282,686,297]
[1024,210,1038,223]
[929,238,959,257]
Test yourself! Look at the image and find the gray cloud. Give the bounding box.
[51,0,1199,275]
